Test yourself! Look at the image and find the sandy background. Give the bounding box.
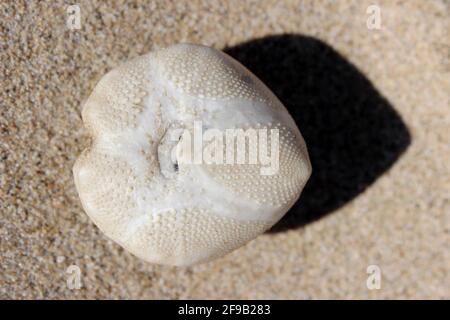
[1,0,449,299]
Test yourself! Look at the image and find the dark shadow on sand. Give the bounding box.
[224,34,411,233]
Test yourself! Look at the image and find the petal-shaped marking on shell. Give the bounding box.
[204,123,311,209]
[73,149,139,238]
[123,208,272,266]
[156,44,280,109]
[82,56,151,136]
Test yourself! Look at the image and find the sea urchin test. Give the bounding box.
[73,44,312,266]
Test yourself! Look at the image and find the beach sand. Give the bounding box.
[1,0,449,298]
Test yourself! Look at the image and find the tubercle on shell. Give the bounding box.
[73,43,312,266]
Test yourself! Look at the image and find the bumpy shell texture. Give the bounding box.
[73,43,312,266]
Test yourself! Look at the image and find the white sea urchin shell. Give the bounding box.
[73,43,312,266]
